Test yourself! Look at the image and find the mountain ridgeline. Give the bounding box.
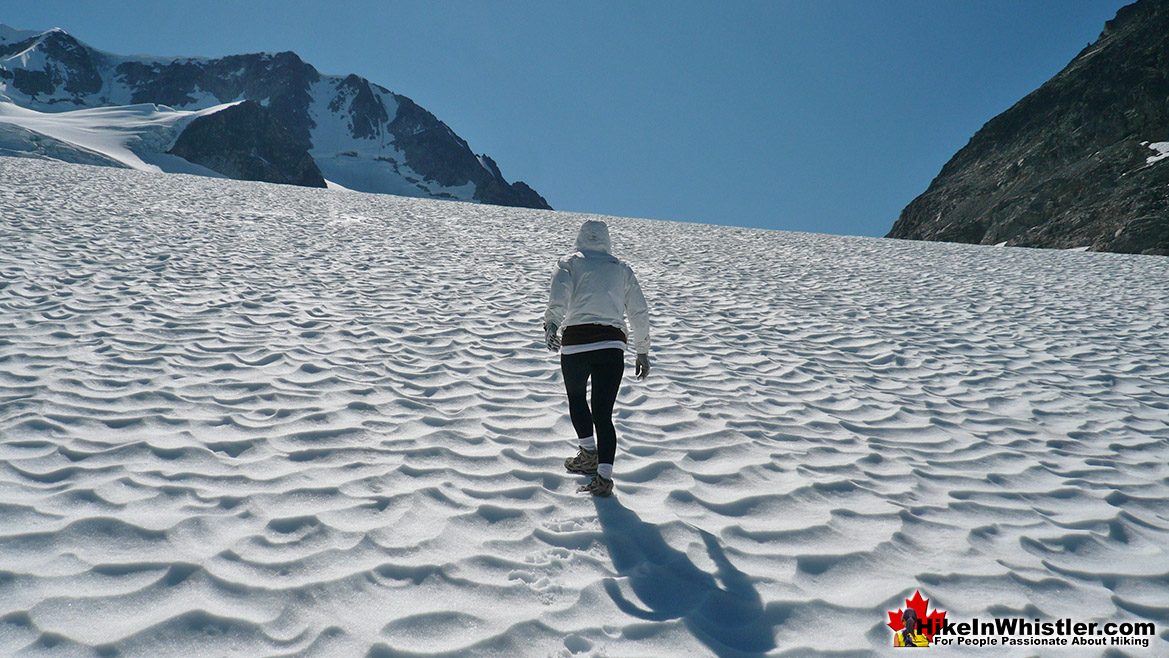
[888,0,1169,255]
[0,25,550,209]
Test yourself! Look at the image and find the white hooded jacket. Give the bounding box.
[545,221,650,354]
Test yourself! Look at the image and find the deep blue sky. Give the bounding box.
[3,0,1131,236]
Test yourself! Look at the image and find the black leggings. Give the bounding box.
[561,348,624,465]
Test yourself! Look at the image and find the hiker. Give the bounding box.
[544,220,650,497]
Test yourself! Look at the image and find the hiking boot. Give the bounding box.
[578,474,614,497]
[564,447,599,474]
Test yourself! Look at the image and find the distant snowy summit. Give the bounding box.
[888,0,1168,256]
[0,24,550,209]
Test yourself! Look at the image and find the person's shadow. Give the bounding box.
[594,498,777,656]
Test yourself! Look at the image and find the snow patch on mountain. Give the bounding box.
[1145,141,1169,165]
[0,121,125,167]
[0,100,238,174]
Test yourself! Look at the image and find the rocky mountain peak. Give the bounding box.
[0,25,550,210]
[0,26,103,102]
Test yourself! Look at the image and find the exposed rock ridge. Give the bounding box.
[888,0,1169,255]
[168,100,326,188]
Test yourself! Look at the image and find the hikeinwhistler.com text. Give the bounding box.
[919,617,1156,648]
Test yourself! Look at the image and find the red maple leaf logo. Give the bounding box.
[887,590,947,641]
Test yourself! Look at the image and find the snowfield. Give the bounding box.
[0,101,238,175]
[1,156,1167,657]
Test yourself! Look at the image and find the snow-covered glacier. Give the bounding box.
[1,157,1167,657]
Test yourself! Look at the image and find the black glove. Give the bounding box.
[544,322,561,352]
[635,352,650,380]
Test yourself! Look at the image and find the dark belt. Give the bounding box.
[562,323,627,345]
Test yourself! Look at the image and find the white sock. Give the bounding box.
[597,463,613,480]
[578,435,596,452]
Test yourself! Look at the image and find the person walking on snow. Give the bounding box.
[544,220,650,497]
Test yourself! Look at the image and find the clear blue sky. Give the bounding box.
[2,0,1131,236]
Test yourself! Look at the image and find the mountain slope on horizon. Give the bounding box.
[2,156,1167,656]
[887,0,1169,256]
[0,23,550,209]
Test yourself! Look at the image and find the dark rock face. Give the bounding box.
[116,52,321,149]
[330,75,390,140]
[168,101,326,188]
[388,96,550,209]
[475,156,550,209]
[888,0,1169,256]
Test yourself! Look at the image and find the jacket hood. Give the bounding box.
[575,220,612,254]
